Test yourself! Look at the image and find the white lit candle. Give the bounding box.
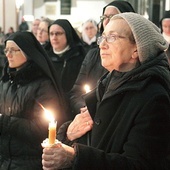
[84,84,91,93]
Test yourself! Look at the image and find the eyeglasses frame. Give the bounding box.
[97,34,126,45]
[4,49,21,55]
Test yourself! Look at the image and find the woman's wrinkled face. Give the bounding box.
[49,24,67,51]
[162,18,170,36]
[99,19,138,72]
[37,21,49,44]
[5,41,27,69]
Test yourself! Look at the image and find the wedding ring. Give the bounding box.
[86,121,89,126]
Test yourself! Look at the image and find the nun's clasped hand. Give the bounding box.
[67,107,93,141]
[42,143,75,170]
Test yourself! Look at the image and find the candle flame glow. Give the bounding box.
[38,103,54,122]
[44,109,54,122]
[84,84,91,93]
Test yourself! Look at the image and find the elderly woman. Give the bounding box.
[42,13,170,170]
[81,19,98,53]
[69,1,135,116]
[36,18,52,52]
[0,31,68,169]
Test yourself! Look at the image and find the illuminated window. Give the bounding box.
[61,0,71,15]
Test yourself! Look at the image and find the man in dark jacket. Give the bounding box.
[18,17,29,31]
[42,12,170,170]
[69,1,135,117]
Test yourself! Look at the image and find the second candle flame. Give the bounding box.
[84,84,91,93]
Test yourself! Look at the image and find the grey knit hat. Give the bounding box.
[112,12,169,62]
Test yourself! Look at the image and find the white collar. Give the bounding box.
[53,45,70,55]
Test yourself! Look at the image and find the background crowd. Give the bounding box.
[0,1,170,170]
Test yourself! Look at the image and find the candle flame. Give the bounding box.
[38,103,54,122]
[44,109,54,122]
[84,84,91,93]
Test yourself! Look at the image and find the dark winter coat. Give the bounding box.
[47,45,85,94]
[47,46,85,120]
[0,31,68,170]
[59,53,170,170]
[0,62,60,170]
[81,40,98,55]
[18,21,29,31]
[69,47,106,116]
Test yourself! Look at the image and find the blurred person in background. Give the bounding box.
[31,18,41,37]
[160,10,170,63]
[81,19,98,54]
[0,27,5,45]
[0,26,5,52]
[5,27,15,39]
[36,18,52,52]
[0,27,6,77]
[18,17,29,31]
[47,19,86,120]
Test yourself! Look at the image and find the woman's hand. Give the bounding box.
[67,107,93,141]
[42,143,75,170]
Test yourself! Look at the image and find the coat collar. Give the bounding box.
[2,62,44,85]
[96,52,170,102]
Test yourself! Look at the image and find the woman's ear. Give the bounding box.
[132,48,138,59]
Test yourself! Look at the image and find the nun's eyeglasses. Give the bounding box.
[49,32,65,36]
[4,49,20,55]
[100,15,114,21]
[97,34,126,45]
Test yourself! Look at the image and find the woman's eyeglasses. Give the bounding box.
[100,15,114,21]
[4,49,20,55]
[37,28,48,33]
[49,32,65,36]
[97,34,126,45]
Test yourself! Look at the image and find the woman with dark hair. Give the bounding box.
[5,27,15,39]
[0,31,68,169]
[47,19,86,119]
